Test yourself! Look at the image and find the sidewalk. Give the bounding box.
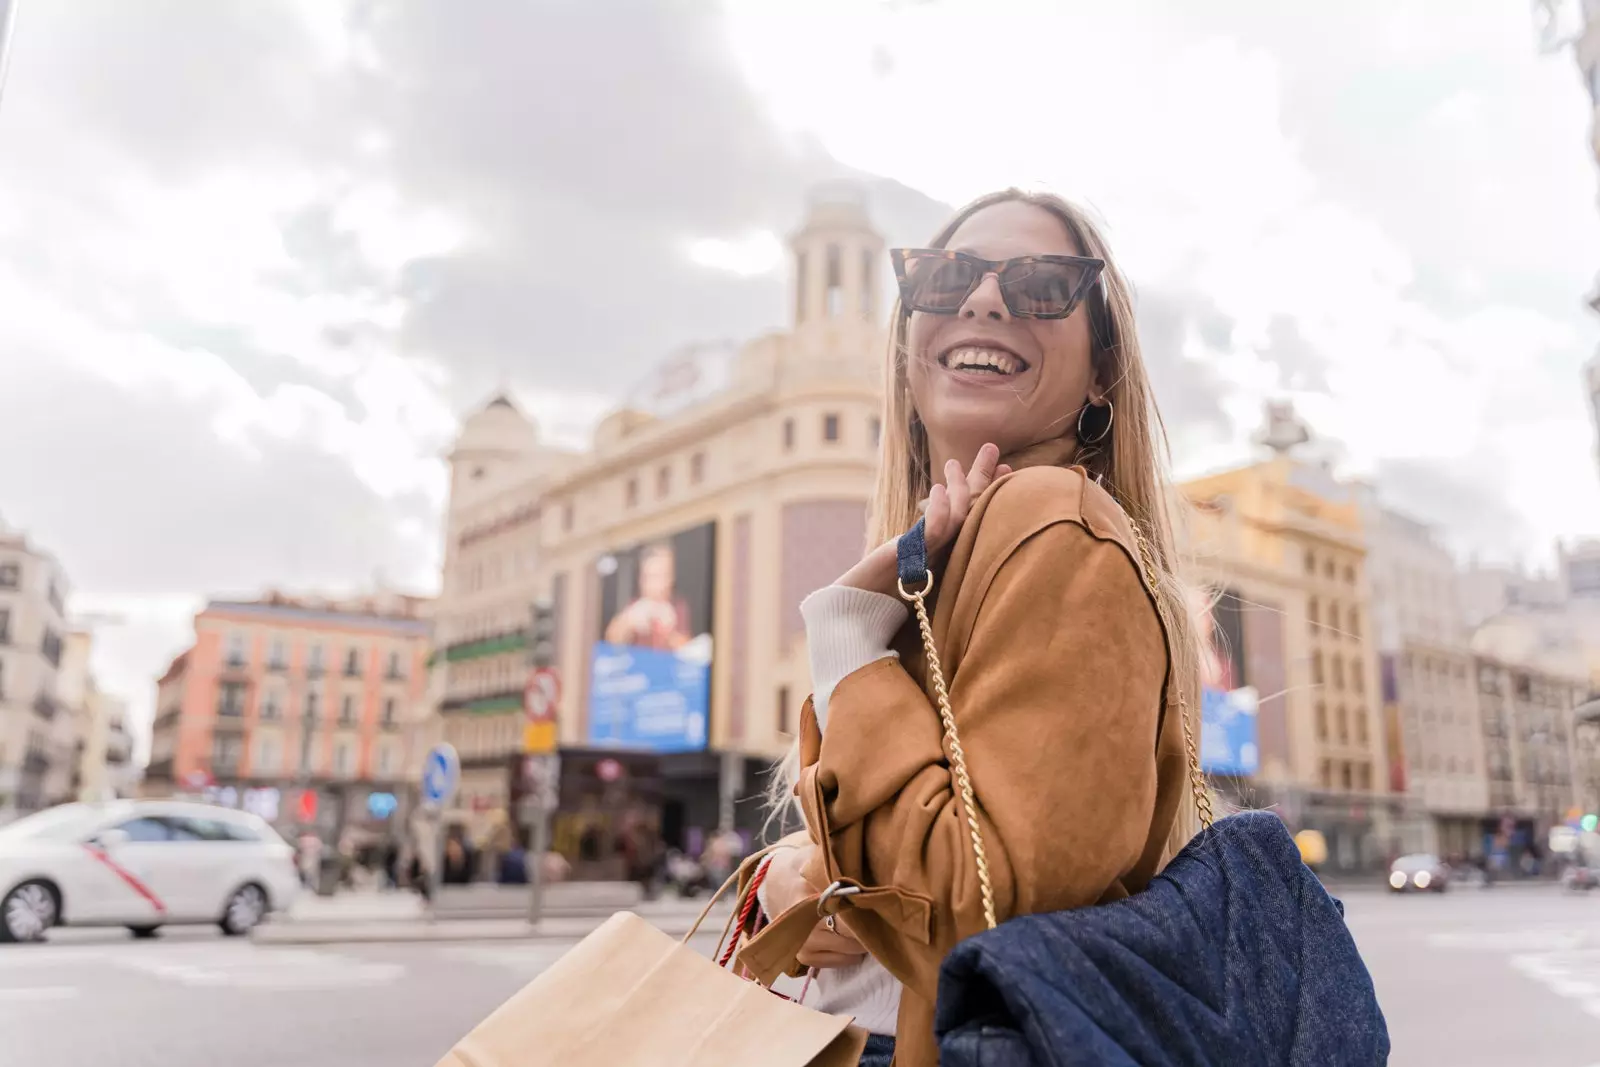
[258,889,732,945]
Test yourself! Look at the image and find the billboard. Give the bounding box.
[1194,586,1259,776]
[587,523,715,752]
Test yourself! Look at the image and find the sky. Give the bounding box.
[0,0,1597,739]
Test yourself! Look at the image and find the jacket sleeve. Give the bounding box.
[798,519,1169,969]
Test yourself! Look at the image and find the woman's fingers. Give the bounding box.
[965,443,1000,497]
[923,482,951,545]
[945,458,971,522]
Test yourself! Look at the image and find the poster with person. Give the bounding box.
[588,523,715,752]
[1192,585,1260,777]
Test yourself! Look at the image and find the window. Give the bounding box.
[308,644,325,675]
[795,249,808,322]
[340,695,357,726]
[226,632,247,667]
[1332,657,1345,690]
[1315,702,1328,741]
[344,647,362,677]
[382,698,397,727]
[255,736,280,773]
[825,243,843,317]
[1323,559,1335,579]
[1356,763,1372,792]
[0,562,18,590]
[0,658,6,698]
[1336,705,1349,743]
[861,246,874,318]
[823,413,840,442]
[212,734,243,771]
[778,685,792,736]
[1352,661,1365,694]
[1355,708,1368,744]
[1348,608,1360,639]
[387,650,405,680]
[41,629,61,667]
[218,682,246,717]
[334,741,352,777]
[116,817,172,843]
[869,418,881,450]
[306,690,321,723]
[377,744,394,777]
[1304,550,1316,576]
[690,452,706,485]
[1308,598,1319,628]
[1344,565,1355,584]
[0,607,9,643]
[1339,762,1353,791]
[626,477,639,508]
[783,418,796,451]
[1319,759,1332,790]
[657,465,671,498]
[268,638,287,671]
[1312,651,1324,686]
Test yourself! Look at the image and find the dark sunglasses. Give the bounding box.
[891,248,1105,320]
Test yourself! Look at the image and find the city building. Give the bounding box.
[1181,441,1397,873]
[1359,502,1488,859]
[428,186,886,869]
[144,592,431,843]
[1474,657,1588,860]
[0,521,71,818]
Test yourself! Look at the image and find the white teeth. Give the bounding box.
[944,346,1021,375]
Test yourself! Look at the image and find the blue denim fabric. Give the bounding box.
[857,1033,896,1067]
[935,812,1389,1066]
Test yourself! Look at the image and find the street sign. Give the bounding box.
[421,743,460,809]
[522,754,561,810]
[523,667,561,754]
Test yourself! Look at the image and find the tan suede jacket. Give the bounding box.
[740,464,1189,1067]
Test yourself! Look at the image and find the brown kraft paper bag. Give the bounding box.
[433,873,868,1067]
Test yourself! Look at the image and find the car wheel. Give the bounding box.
[220,883,267,936]
[0,881,59,943]
[127,925,162,939]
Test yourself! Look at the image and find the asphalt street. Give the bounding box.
[4,886,1599,1066]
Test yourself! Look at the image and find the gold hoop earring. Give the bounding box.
[1077,399,1113,446]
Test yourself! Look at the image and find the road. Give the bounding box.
[4,886,1600,1066]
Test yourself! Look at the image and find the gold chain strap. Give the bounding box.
[1128,523,1215,830]
[898,571,999,931]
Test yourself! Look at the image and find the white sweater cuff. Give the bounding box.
[800,585,909,731]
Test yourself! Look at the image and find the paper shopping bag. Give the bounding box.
[433,911,868,1067]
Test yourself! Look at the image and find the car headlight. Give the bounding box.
[1390,871,1407,889]
[1414,871,1432,889]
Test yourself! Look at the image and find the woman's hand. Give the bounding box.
[761,845,869,970]
[835,443,1011,598]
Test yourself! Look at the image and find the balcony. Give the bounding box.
[266,658,288,674]
[144,756,175,781]
[22,751,49,775]
[306,663,326,679]
[31,694,56,722]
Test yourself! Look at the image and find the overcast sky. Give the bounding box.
[1,0,1597,737]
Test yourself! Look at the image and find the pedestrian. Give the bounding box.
[382,839,400,891]
[752,190,1212,1067]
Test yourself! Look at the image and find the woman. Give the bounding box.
[748,189,1205,1067]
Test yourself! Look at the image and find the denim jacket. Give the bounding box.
[935,811,1390,1066]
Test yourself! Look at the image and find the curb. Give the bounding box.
[252,910,732,946]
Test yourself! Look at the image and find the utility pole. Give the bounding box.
[523,598,560,926]
[0,0,20,111]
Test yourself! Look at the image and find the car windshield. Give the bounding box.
[1395,854,1440,871]
[0,804,111,842]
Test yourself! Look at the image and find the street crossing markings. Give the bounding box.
[112,945,404,990]
[1510,951,1600,1019]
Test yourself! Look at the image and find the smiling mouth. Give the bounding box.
[938,346,1030,376]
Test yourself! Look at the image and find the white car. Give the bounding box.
[0,799,301,943]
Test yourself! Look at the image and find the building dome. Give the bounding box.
[453,392,542,459]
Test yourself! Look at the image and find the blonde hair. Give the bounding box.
[769,189,1203,863]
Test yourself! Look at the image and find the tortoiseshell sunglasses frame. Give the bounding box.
[890,247,1106,321]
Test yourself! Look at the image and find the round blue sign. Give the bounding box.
[421,744,459,808]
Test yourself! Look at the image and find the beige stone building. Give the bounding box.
[0,522,72,818]
[1180,453,1397,872]
[1361,503,1488,858]
[429,189,887,863]
[1475,659,1586,840]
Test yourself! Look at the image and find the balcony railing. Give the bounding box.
[266,658,288,673]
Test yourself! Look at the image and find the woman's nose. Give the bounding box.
[959,271,1010,321]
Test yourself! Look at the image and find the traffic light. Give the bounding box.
[1583,813,1598,834]
[528,598,557,668]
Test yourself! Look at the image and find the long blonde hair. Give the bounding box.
[771,189,1204,863]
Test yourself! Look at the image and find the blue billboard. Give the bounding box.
[588,522,716,753]
[588,643,710,752]
[1200,685,1259,776]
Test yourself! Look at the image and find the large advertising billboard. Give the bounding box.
[587,523,715,753]
[1194,586,1260,776]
